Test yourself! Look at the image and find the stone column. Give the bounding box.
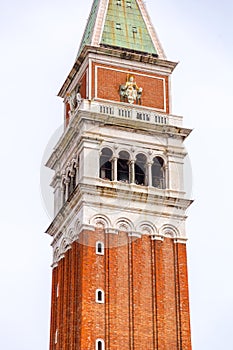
[53,175,62,215]
[147,162,152,187]
[75,165,79,184]
[70,170,75,192]
[65,178,70,201]
[112,157,118,181]
[130,160,135,184]
[165,164,168,189]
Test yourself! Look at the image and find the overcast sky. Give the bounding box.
[0,0,233,349]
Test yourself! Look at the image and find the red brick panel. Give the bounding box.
[155,239,178,349]
[49,266,58,350]
[62,250,69,350]
[94,229,106,344]
[107,233,118,349]
[76,241,83,349]
[57,259,64,348]
[91,62,169,113]
[108,232,130,349]
[49,232,192,350]
[79,71,87,99]
[79,230,106,349]
[132,235,154,349]
[175,243,192,350]
[69,242,78,350]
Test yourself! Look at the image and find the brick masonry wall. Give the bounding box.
[91,62,170,114]
[79,71,87,99]
[49,230,192,349]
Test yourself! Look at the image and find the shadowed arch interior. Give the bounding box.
[135,153,147,185]
[117,151,130,182]
[100,147,113,180]
[152,156,165,188]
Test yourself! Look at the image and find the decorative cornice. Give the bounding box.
[46,181,192,238]
[50,225,188,267]
[58,46,177,98]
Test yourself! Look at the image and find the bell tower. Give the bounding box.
[46,1,192,349]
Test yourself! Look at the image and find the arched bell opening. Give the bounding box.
[152,156,165,189]
[117,151,130,183]
[99,148,113,181]
[135,153,147,185]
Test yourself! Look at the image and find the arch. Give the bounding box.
[67,228,75,241]
[152,156,165,189]
[96,339,105,350]
[116,147,133,158]
[99,147,113,181]
[60,238,71,254]
[117,151,130,183]
[95,289,105,303]
[135,153,147,185]
[53,247,60,263]
[96,241,104,255]
[115,217,134,232]
[74,219,81,236]
[159,224,179,238]
[137,221,157,236]
[90,214,111,229]
[100,144,115,155]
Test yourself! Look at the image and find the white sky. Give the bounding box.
[0,0,233,349]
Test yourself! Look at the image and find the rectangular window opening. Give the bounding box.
[116,23,122,30]
[96,241,104,255]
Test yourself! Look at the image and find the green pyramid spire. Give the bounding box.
[77,0,99,57]
[101,0,157,54]
[77,0,166,59]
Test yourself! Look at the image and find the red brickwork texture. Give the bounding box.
[91,62,170,114]
[49,231,192,349]
[79,71,87,99]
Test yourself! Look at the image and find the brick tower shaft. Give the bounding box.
[46,1,193,349]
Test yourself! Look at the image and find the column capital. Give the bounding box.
[64,178,70,185]
[129,159,136,164]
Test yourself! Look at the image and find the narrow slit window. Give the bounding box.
[55,329,58,344]
[96,241,104,255]
[96,289,104,303]
[96,339,105,350]
[132,26,137,33]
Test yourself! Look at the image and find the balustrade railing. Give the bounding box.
[77,99,183,127]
